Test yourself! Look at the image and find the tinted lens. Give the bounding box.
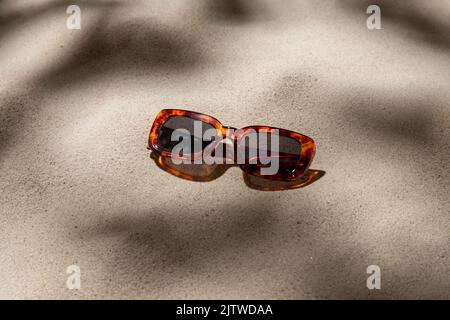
[278,134,302,174]
[157,116,216,156]
[239,130,302,178]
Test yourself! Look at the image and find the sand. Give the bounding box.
[0,0,449,299]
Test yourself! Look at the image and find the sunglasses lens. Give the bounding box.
[241,131,302,178]
[157,116,216,156]
[278,135,302,173]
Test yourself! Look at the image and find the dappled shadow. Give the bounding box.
[338,92,450,201]
[339,0,450,50]
[290,235,450,299]
[0,95,29,159]
[206,0,269,24]
[343,106,432,145]
[70,179,449,298]
[1,0,448,298]
[0,2,205,159]
[253,72,450,298]
[73,196,279,287]
[0,0,120,43]
[38,18,204,89]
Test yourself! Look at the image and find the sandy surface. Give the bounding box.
[0,0,449,299]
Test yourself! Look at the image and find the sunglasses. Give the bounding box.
[148,109,316,181]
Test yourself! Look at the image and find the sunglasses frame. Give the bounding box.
[148,109,316,181]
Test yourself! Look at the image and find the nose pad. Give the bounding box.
[221,126,237,163]
[220,138,235,163]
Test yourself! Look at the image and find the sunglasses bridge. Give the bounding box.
[217,126,238,163]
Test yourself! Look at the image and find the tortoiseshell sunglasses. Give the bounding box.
[148,109,316,181]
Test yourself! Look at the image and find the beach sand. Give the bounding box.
[0,0,449,298]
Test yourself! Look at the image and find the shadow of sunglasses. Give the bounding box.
[150,151,325,191]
